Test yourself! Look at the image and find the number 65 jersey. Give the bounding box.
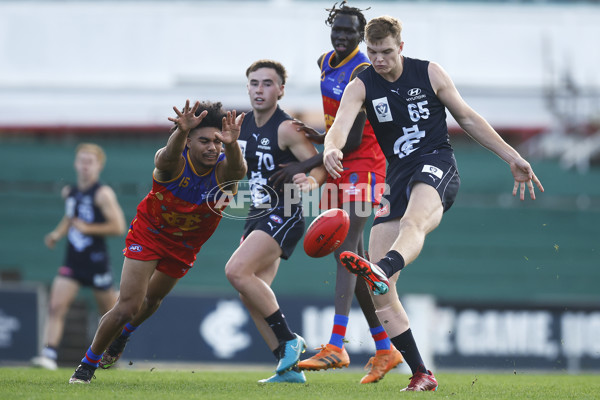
[358,57,453,163]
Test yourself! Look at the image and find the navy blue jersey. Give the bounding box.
[238,106,299,210]
[358,57,453,162]
[63,182,112,288]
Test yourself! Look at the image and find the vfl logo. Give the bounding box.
[260,138,270,146]
[372,97,393,123]
[376,103,388,115]
[408,88,421,96]
[128,244,143,252]
[252,133,260,141]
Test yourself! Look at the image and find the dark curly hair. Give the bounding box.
[170,101,225,134]
[325,1,369,42]
[193,101,225,130]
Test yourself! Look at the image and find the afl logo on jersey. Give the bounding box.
[128,244,143,253]
[269,214,283,224]
[407,88,421,97]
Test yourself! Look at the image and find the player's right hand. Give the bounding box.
[168,100,208,133]
[44,231,60,249]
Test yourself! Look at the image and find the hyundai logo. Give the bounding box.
[407,88,421,96]
[260,138,270,146]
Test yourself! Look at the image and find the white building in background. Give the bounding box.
[0,1,598,131]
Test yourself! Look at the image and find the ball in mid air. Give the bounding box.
[303,208,350,258]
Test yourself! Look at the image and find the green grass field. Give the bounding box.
[1,366,598,400]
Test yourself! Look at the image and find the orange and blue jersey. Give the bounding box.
[126,149,233,269]
[320,47,386,176]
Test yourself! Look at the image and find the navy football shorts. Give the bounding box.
[242,205,305,259]
[373,150,460,226]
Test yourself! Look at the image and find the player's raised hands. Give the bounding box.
[510,158,544,200]
[217,110,245,145]
[168,100,208,133]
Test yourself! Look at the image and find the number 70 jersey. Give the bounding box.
[238,106,299,209]
[357,57,453,162]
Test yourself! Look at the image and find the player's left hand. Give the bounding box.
[218,110,245,144]
[510,159,544,200]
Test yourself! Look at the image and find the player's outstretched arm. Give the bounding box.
[217,110,247,184]
[156,100,208,175]
[431,62,544,200]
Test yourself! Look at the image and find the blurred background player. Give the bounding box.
[324,15,543,391]
[69,101,246,383]
[271,2,403,383]
[225,60,326,384]
[32,143,126,370]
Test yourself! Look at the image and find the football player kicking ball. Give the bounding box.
[69,100,246,383]
[324,16,543,391]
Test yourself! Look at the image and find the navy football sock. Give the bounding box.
[391,329,429,375]
[376,250,405,277]
[265,309,296,343]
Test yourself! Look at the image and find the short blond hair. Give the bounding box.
[76,143,106,167]
[365,15,403,46]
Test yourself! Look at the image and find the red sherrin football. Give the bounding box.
[303,208,350,258]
